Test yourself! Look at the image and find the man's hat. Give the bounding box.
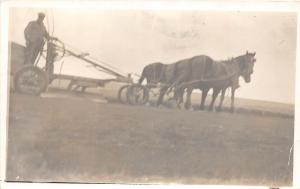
[38,12,45,18]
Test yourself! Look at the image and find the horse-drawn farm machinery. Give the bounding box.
[13,36,256,111]
[13,37,151,105]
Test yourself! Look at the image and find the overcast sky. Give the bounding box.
[9,8,297,104]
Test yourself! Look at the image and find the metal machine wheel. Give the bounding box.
[117,85,130,104]
[14,65,49,96]
[126,84,149,105]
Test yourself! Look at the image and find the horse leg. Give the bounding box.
[184,87,193,110]
[138,67,147,84]
[156,86,168,107]
[209,88,221,111]
[175,86,185,109]
[230,88,236,113]
[168,85,179,101]
[178,88,184,107]
[216,88,226,112]
[146,78,150,85]
[200,88,209,110]
[166,74,187,94]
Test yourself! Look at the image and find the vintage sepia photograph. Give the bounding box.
[2,2,298,187]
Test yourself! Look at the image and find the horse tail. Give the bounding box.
[138,66,148,84]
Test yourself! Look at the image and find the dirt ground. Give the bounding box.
[6,93,294,186]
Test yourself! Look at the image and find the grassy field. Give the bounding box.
[7,41,295,186]
[6,92,294,186]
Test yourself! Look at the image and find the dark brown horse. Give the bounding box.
[175,60,240,111]
[138,62,166,85]
[156,55,214,106]
[139,52,256,110]
[174,51,256,112]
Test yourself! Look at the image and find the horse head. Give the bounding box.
[237,51,256,83]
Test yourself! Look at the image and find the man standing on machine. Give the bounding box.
[24,12,56,65]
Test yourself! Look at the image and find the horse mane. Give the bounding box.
[234,53,255,63]
[221,53,253,66]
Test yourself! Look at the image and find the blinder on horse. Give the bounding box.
[239,51,256,83]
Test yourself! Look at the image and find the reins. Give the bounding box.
[176,72,238,89]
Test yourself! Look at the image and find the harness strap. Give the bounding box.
[177,72,238,89]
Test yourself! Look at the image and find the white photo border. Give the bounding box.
[1,0,299,189]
